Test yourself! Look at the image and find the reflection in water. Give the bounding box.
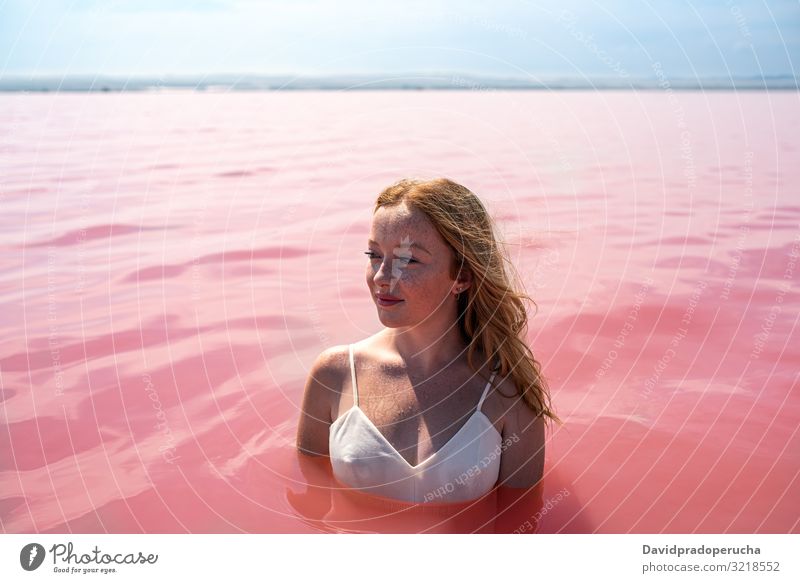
[287,452,546,533]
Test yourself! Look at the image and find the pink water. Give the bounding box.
[1,90,798,533]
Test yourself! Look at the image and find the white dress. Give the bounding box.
[329,344,502,503]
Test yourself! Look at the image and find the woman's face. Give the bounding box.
[366,202,466,327]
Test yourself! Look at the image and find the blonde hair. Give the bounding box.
[374,177,561,428]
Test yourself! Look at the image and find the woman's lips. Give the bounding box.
[376,297,403,307]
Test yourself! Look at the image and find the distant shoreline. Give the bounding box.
[0,73,796,92]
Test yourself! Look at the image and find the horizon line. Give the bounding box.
[0,72,796,92]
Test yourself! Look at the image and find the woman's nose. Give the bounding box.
[372,257,393,286]
[374,256,410,292]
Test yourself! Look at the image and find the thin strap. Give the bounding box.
[348,344,359,406]
[476,370,497,412]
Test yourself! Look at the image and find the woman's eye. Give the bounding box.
[363,251,417,263]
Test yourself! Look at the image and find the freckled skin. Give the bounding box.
[366,202,470,342]
[358,201,485,464]
[295,200,544,494]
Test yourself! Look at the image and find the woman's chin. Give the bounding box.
[376,311,408,326]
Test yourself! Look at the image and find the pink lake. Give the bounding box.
[0,90,798,533]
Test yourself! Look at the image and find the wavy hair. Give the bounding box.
[374,177,561,428]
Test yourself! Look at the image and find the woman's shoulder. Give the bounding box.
[481,370,523,432]
[348,333,400,369]
[306,338,382,390]
[308,345,351,384]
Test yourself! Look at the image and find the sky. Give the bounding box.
[0,0,797,80]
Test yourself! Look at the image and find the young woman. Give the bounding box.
[296,177,559,509]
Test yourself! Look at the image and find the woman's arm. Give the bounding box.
[493,394,546,533]
[287,450,336,523]
[295,347,343,456]
[289,347,344,523]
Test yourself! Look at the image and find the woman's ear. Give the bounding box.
[456,267,473,292]
[451,252,472,292]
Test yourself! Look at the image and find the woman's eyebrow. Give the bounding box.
[368,239,431,255]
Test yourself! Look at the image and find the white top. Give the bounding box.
[329,344,502,503]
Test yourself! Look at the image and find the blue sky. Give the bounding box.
[1,0,797,79]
